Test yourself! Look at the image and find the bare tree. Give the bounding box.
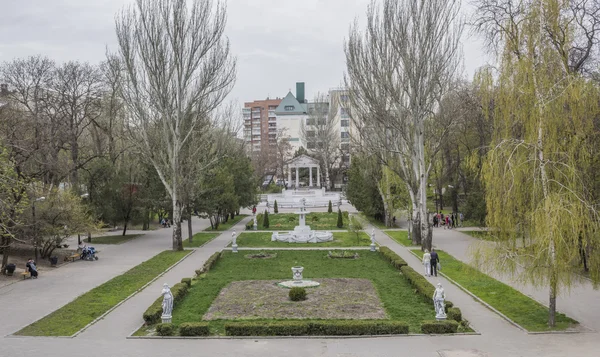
[345,0,463,250]
[301,93,342,189]
[115,0,236,250]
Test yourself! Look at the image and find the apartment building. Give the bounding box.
[243,97,282,152]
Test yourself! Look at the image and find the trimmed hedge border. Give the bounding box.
[179,322,210,336]
[195,251,222,276]
[224,320,409,336]
[421,320,459,334]
[181,277,192,287]
[378,246,408,268]
[447,307,462,322]
[399,265,435,301]
[156,323,174,336]
[143,282,190,325]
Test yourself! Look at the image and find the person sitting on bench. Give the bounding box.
[26,258,38,279]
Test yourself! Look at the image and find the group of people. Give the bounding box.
[160,218,171,228]
[432,212,463,229]
[422,249,440,277]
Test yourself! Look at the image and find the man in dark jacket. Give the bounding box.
[430,249,439,277]
[26,258,38,278]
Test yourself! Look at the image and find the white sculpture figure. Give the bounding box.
[370,229,377,252]
[433,283,447,320]
[161,283,174,323]
[253,216,258,231]
[231,231,238,253]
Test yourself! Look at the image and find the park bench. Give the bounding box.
[21,271,31,279]
[69,253,81,262]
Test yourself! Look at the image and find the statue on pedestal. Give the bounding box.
[433,283,447,320]
[161,283,173,323]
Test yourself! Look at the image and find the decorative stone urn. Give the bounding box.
[292,266,304,283]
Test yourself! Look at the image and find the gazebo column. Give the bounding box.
[288,166,292,187]
[309,166,313,187]
[295,167,299,188]
[317,166,321,187]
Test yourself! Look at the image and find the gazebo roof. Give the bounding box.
[286,154,320,167]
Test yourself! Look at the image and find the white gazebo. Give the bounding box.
[286,155,320,188]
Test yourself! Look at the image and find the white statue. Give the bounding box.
[232,231,237,245]
[161,283,174,322]
[433,283,447,319]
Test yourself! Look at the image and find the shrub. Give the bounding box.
[328,200,333,213]
[142,282,190,325]
[337,209,343,228]
[263,210,270,228]
[195,251,221,276]
[181,278,191,287]
[328,250,359,259]
[274,200,279,214]
[445,300,454,312]
[289,287,307,301]
[179,322,210,336]
[399,265,435,301]
[156,323,175,336]
[224,320,409,336]
[378,246,408,268]
[245,221,254,230]
[288,216,296,222]
[311,215,319,222]
[447,307,462,322]
[421,320,459,334]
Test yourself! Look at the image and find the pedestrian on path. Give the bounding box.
[430,249,439,277]
[422,249,431,277]
[459,212,464,227]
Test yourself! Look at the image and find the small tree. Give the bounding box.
[328,200,332,213]
[348,215,364,245]
[274,200,278,214]
[337,209,343,228]
[262,209,270,228]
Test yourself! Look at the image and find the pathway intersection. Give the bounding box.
[0,203,598,356]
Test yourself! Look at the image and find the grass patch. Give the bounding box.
[413,249,577,332]
[461,230,493,240]
[90,234,144,245]
[384,230,417,247]
[204,215,247,231]
[254,212,349,230]
[166,250,435,335]
[16,250,190,336]
[183,233,220,248]
[358,213,387,229]
[231,231,371,247]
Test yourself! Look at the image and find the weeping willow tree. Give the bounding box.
[476,0,600,327]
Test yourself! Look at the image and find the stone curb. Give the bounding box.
[126,332,481,340]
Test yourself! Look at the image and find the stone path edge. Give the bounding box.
[126,332,481,340]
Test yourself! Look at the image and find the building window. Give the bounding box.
[341,119,349,127]
[318,118,326,126]
[307,142,316,149]
[306,118,315,125]
[306,131,316,138]
[341,143,350,151]
[285,105,295,111]
[340,94,349,102]
[340,107,349,118]
[341,132,349,139]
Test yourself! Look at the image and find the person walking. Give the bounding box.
[422,249,431,277]
[430,248,439,277]
[459,212,464,227]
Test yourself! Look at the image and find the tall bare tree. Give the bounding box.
[115,0,236,250]
[345,0,463,250]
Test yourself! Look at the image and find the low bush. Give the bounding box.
[245,221,254,230]
[447,307,462,322]
[327,251,359,259]
[445,300,454,312]
[195,251,221,276]
[289,287,307,301]
[181,278,191,287]
[143,282,190,325]
[179,322,210,336]
[421,320,459,334]
[224,320,409,336]
[155,323,175,336]
[379,246,408,268]
[399,265,435,302]
[311,215,319,222]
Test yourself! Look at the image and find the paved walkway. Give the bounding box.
[1,204,599,356]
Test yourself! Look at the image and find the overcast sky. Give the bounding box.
[0,0,490,104]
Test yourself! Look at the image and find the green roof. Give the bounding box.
[274,91,307,115]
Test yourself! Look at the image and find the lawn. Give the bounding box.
[254,212,349,230]
[169,250,436,334]
[461,230,492,240]
[16,250,190,336]
[204,214,248,231]
[358,213,387,229]
[90,234,144,245]
[384,230,418,247]
[183,233,220,248]
[411,249,577,332]
[231,231,372,247]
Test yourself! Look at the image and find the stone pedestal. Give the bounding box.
[370,243,377,252]
[161,314,172,324]
[232,244,238,253]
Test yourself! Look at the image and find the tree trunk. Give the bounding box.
[187,211,193,243]
[172,199,183,251]
[549,279,557,327]
[122,222,128,236]
[87,231,91,243]
[1,243,10,272]
[411,211,422,246]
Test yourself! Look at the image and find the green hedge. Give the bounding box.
[179,322,210,336]
[246,220,254,230]
[399,265,435,301]
[156,323,174,336]
[143,282,189,325]
[379,246,408,268]
[421,320,458,334]
[447,307,462,322]
[181,278,191,287]
[224,320,409,336]
[195,251,221,276]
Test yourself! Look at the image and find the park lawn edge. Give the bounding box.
[407,248,578,332]
[383,230,419,248]
[203,214,247,231]
[90,233,144,245]
[183,232,221,248]
[15,250,191,337]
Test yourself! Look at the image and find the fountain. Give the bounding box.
[271,198,333,243]
[277,266,320,288]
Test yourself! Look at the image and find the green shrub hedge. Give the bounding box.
[195,251,221,276]
[379,246,408,268]
[156,323,174,336]
[142,282,189,325]
[179,322,210,336]
[289,287,307,301]
[399,265,435,301]
[421,320,459,334]
[181,278,191,287]
[225,320,409,336]
[447,307,462,322]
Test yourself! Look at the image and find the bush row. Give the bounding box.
[421,320,459,334]
[224,320,409,336]
[447,307,462,322]
[399,265,435,300]
[143,282,190,325]
[179,322,210,336]
[379,246,408,269]
[194,251,221,276]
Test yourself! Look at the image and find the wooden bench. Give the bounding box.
[69,253,81,262]
[21,271,31,279]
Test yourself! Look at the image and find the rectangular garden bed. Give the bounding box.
[231,232,371,247]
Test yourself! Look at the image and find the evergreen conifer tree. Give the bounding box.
[337,209,343,228]
[328,200,332,213]
[263,209,270,228]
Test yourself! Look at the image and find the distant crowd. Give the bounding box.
[432,212,463,229]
